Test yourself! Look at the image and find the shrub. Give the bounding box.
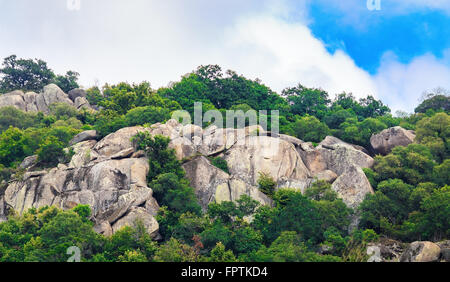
[210,157,229,174]
[257,172,276,198]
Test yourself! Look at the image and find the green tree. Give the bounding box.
[153,238,201,262]
[282,84,330,119]
[207,242,237,262]
[0,55,55,92]
[293,115,330,143]
[257,172,276,198]
[54,71,80,93]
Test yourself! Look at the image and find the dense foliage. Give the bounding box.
[0,55,80,93]
[0,57,448,262]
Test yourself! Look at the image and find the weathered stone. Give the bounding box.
[20,155,38,169]
[400,241,441,262]
[69,140,98,168]
[94,221,113,237]
[169,137,197,160]
[3,155,158,236]
[366,238,405,262]
[24,92,38,112]
[39,84,74,113]
[74,96,91,110]
[224,136,310,186]
[371,126,416,155]
[182,156,230,210]
[277,178,314,194]
[111,207,159,238]
[228,178,272,206]
[68,88,87,102]
[70,130,98,146]
[198,125,265,156]
[0,90,26,111]
[110,147,135,160]
[93,126,151,157]
[331,165,374,209]
[316,142,374,175]
[0,84,89,114]
[315,170,338,183]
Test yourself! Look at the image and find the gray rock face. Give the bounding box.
[69,130,98,146]
[367,238,405,262]
[20,155,38,169]
[0,128,160,237]
[0,119,378,237]
[0,84,93,113]
[74,96,91,110]
[331,166,373,209]
[295,136,374,209]
[68,88,87,102]
[370,126,416,155]
[0,91,27,111]
[182,156,272,210]
[400,241,442,262]
[224,136,310,186]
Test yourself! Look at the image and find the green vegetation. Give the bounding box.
[0,55,79,93]
[209,156,230,174]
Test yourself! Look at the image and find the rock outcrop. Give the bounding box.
[295,136,375,209]
[182,156,272,211]
[370,126,416,155]
[400,241,442,262]
[366,238,406,262]
[0,119,378,236]
[0,84,92,113]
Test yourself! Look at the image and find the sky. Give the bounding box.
[0,0,449,113]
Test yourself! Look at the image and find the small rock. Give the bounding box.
[68,88,87,102]
[20,155,38,169]
[69,130,98,146]
[440,248,450,262]
[110,147,135,160]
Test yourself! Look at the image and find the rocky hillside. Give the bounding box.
[0,115,416,237]
[0,84,92,113]
[0,73,447,262]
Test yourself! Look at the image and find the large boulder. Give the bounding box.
[182,156,272,210]
[331,165,374,209]
[224,136,310,186]
[0,121,384,238]
[36,84,74,113]
[316,137,374,175]
[400,241,441,262]
[198,125,264,156]
[0,91,26,111]
[370,126,416,155]
[68,140,98,168]
[111,207,159,238]
[69,130,98,146]
[68,88,87,102]
[182,156,230,210]
[74,96,91,110]
[20,155,38,169]
[93,126,151,158]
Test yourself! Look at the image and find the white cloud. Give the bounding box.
[374,50,450,112]
[217,15,377,98]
